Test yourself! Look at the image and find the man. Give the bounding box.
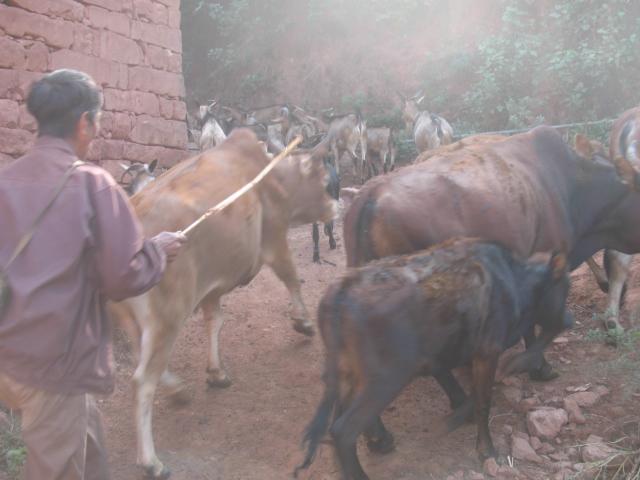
[0,69,186,479]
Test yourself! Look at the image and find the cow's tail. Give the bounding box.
[344,187,378,267]
[294,281,352,477]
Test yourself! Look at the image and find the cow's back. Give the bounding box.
[344,127,572,267]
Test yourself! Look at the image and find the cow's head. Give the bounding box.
[120,159,158,195]
[575,133,640,190]
[282,145,338,226]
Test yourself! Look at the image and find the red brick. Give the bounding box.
[87,138,125,162]
[0,37,27,69]
[18,103,37,132]
[8,0,84,22]
[86,6,130,37]
[0,69,20,98]
[72,24,101,56]
[130,115,187,148]
[131,21,181,53]
[103,89,159,116]
[16,71,43,101]
[122,142,163,163]
[128,66,184,98]
[50,50,127,89]
[24,41,49,72]
[0,5,74,49]
[134,0,168,25]
[158,97,173,119]
[0,99,20,128]
[172,100,186,121]
[99,31,142,65]
[157,147,186,167]
[110,112,133,140]
[81,0,133,13]
[155,0,179,8]
[0,127,34,155]
[167,7,180,29]
[167,52,182,73]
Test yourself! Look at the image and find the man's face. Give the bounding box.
[74,110,101,160]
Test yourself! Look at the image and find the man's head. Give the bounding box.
[27,69,102,159]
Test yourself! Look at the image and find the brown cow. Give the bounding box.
[109,129,338,478]
[585,106,640,334]
[343,126,640,398]
[400,93,453,152]
[296,238,571,480]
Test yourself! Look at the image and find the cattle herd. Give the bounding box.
[112,102,640,479]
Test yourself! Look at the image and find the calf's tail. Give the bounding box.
[294,282,352,477]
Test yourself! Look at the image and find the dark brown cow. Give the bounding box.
[109,129,337,478]
[343,126,640,389]
[296,238,571,480]
[585,106,640,333]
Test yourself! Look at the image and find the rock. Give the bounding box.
[566,447,578,459]
[593,385,610,398]
[502,386,523,406]
[553,336,569,344]
[566,391,601,408]
[550,452,569,461]
[553,468,573,480]
[563,398,586,424]
[539,442,555,454]
[530,436,542,451]
[501,376,523,388]
[503,425,513,436]
[468,471,485,480]
[527,407,568,440]
[446,470,464,480]
[512,434,543,463]
[581,434,626,466]
[495,465,520,478]
[484,457,500,477]
[518,396,541,413]
[573,463,586,471]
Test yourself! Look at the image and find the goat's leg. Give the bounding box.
[266,237,314,336]
[133,321,182,479]
[312,222,321,263]
[471,354,499,461]
[325,220,337,250]
[203,295,232,388]
[602,250,631,333]
[586,256,609,293]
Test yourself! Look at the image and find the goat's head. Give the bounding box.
[120,159,158,195]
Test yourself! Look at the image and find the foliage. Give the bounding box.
[0,409,25,479]
[181,0,640,136]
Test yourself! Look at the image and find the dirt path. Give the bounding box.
[100,225,640,480]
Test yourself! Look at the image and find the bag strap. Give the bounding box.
[4,160,84,269]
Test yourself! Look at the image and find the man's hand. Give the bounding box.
[152,231,187,263]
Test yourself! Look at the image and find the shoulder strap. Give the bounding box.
[4,160,84,269]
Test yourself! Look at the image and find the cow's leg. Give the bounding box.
[133,321,182,479]
[471,354,499,461]
[363,416,395,454]
[266,239,314,336]
[586,256,609,293]
[202,295,232,388]
[324,220,337,250]
[433,370,475,431]
[332,370,413,480]
[331,143,340,176]
[312,223,321,263]
[524,328,558,382]
[602,250,631,334]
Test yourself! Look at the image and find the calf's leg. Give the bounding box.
[266,238,314,335]
[471,355,499,460]
[202,295,232,388]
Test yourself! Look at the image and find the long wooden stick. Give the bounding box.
[180,135,303,237]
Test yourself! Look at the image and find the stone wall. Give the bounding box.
[0,0,188,176]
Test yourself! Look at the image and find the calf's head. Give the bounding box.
[278,147,338,226]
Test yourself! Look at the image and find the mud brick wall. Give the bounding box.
[0,0,189,176]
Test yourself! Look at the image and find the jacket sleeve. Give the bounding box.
[91,182,166,301]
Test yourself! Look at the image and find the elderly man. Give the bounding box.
[0,69,186,479]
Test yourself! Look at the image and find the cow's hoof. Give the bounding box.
[366,432,395,454]
[313,256,320,264]
[143,464,171,479]
[207,376,232,389]
[329,239,337,250]
[293,322,315,337]
[167,387,191,406]
[529,363,559,382]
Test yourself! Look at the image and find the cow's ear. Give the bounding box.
[574,134,594,159]
[148,159,158,173]
[549,252,568,280]
[612,155,640,189]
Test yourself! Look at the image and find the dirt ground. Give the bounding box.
[92,219,640,480]
[3,219,640,480]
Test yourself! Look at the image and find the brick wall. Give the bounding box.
[0,0,188,176]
